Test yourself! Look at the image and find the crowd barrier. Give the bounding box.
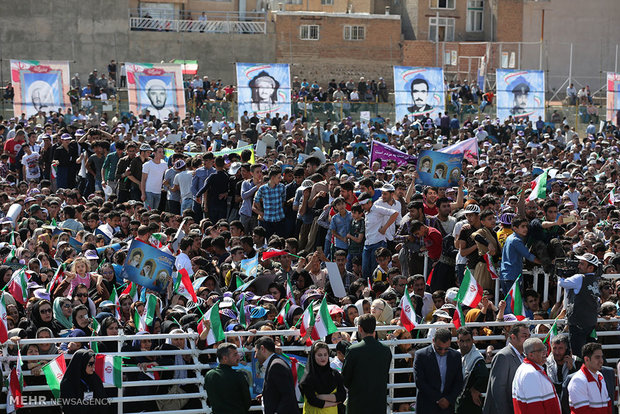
[2,318,620,413]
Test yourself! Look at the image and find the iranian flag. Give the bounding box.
[51,162,58,180]
[198,302,225,345]
[109,287,121,319]
[7,267,29,305]
[608,189,617,205]
[42,355,66,399]
[543,320,559,352]
[46,263,66,294]
[0,295,9,344]
[483,253,499,280]
[133,309,148,332]
[299,301,319,341]
[174,269,197,303]
[455,268,483,308]
[95,354,123,388]
[505,276,527,320]
[238,295,247,328]
[276,300,291,327]
[262,249,288,260]
[3,247,15,264]
[144,293,158,327]
[7,368,23,411]
[400,293,417,331]
[122,282,139,302]
[149,233,166,248]
[286,278,296,305]
[453,302,467,329]
[91,318,100,353]
[314,296,338,339]
[526,169,548,202]
[283,354,305,402]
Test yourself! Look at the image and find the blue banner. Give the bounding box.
[394,66,445,123]
[496,69,545,122]
[236,63,291,122]
[120,239,175,293]
[416,150,463,188]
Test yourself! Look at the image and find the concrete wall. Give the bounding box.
[521,0,620,96]
[0,0,275,86]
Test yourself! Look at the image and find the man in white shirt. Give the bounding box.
[567,342,611,413]
[141,145,168,210]
[359,193,399,280]
[174,236,194,276]
[374,183,402,252]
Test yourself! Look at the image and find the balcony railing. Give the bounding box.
[129,10,267,34]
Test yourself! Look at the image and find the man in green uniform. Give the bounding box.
[204,342,251,413]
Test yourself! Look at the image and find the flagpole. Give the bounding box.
[503,274,521,303]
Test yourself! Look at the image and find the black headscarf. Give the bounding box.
[299,342,338,393]
[25,299,62,338]
[59,349,107,414]
[96,316,119,353]
[285,305,302,328]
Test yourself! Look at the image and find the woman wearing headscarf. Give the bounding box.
[0,265,13,290]
[53,297,73,330]
[369,299,393,340]
[299,341,346,413]
[154,328,201,410]
[35,327,59,356]
[95,316,120,353]
[19,343,59,414]
[342,304,359,327]
[72,304,93,336]
[24,299,62,338]
[59,349,109,414]
[121,331,158,413]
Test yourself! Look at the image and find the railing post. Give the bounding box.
[117,332,124,414]
[388,342,395,414]
[543,272,549,303]
[189,334,211,413]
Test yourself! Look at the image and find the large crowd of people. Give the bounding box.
[1,80,620,414]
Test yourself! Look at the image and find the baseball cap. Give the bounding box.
[380,183,395,192]
[139,144,153,152]
[174,160,186,170]
[575,253,600,267]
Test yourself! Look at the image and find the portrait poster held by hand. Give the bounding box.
[606,72,620,125]
[126,62,186,119]
[496,69,545,121]
[10,60,72,118]
[121,239,175,293]
[236,63,291,123]
[416,150,463,188]
[393,66,445,122]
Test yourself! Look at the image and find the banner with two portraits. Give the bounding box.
[126,62,186,119]
[393,66,445,123]
[496,69,545,122]
[10,60,72,118]
[236,63,291,123]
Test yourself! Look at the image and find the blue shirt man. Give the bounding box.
[500,217,540,292]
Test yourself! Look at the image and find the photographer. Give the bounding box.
[558,253,601,357]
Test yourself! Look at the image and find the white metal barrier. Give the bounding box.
[2,318,620,413]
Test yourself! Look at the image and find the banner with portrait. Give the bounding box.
[606,72,620,125]
[496,69,545,121]
[10,60,72,118]
[393,66,445,122]
[416,150,463,188]
[120,239,175,293]
[126,62,186,120]
[236,63,291,122]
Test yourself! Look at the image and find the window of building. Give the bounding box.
[428,17,455,41]
[430,0,455,9]
[300,25,320,40]
[285,0,303,4]
[344,25,365,41]
[321,0,334,4]
[467,0,484,32]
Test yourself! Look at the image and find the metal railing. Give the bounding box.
[128,10,267,34]
[2,319,620,413]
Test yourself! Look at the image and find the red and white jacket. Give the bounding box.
[512,358,562,414]
[567,365,612,414]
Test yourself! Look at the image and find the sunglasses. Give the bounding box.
[40,308,52,314]
[75,293,88,298]
[87,361,95,367]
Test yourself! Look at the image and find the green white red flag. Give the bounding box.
[286,278,296,305]
[109,287,121,319]
[399,293,417,331]
[261,249,288,260]
[526,169,548,202]
[42,354,66,399]
[299,301,319,341]
[198,302,225,345]
[47,263,66,294]
[133,309,147,332]
[506,276,527,320]
[455,268,483,308]
[276,300,291,327]
[174,269,197,303]
[0,295,8,344]
[314,296,338,339]
[7,267,29,305]
[122,282,139,302]
[95,354,123,388]
[483,253,499,280]
[144,293,158,327]
[453,302,467,329]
